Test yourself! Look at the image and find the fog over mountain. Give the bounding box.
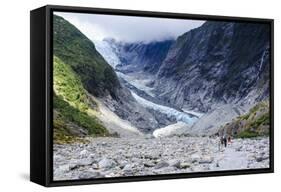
[55,12,205,43]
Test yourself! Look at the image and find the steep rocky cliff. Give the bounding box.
[155,21,270,113]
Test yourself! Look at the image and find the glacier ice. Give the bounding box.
[131,91,198,125]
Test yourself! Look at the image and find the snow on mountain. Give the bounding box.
[93,39,121,68]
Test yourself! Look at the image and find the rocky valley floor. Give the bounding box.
[53,136,270,180]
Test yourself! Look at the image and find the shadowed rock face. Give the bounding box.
[105,39,174,74]
[155,21,270,113]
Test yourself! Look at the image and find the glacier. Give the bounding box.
[93,38,200,132]
[131,91,198,125]
[116,72,155,97]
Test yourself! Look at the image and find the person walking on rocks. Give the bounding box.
[228,136,232,144]
[222,135,227,148]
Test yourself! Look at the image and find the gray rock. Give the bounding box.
[53,136,270,180]
[154,161,169,169]
[74,158,94,166]
[235,146,243,151]
[78,169,104,179]
[144,154,159,160]
[118,160,128,169]
[98,158,117,169]
[256,155,269,162]
[122,164,135,171]
[216,162,220,167]
[68,163,79,170]
[144,161,155,167]
[89,154,96,159]
[199,156,214,164]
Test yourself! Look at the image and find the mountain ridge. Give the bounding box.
[155,21,270,113]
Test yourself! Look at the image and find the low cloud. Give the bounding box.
[55,12,205,43]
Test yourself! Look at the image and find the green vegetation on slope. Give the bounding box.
[53,15,120,99]
[53,94,109,143]
[236,130,259,138]
[219,100,270,138]
[53,110,86,144]
[53,56,110,144]
[52,15,124,143]
[54,56,93,112]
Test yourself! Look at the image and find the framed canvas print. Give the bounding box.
[30,5,274,187]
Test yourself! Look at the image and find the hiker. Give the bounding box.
[228,136,231,144]
[223,135,227,147]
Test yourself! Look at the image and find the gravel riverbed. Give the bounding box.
[53,136,270,180]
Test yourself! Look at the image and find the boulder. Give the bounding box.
[98,158,117,169]
[174,161,191,169]
[199,156,214,164]
[190,153,201,163]
[78,169,104,179]
[154,161,169,169]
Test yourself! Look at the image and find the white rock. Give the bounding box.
[79,149,89,158]
[168,160,181,167]
[190,153,201,163]
[178,162,191,169]
[122,164,137,175]
[199,156,214,164]
[58,164,70,173]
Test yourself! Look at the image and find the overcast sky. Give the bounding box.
[55,12,205,43]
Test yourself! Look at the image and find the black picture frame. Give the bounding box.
[30,4,274,187]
